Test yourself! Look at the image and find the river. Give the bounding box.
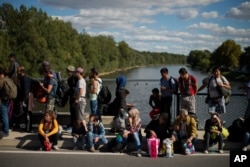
[99,65,246,127]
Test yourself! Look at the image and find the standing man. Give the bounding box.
[198,66,230,114]
[178,67,198,118]
[89,68,102,120]
[40,69,58,112]
[65,65,77,131]
[74,67,87,132]
[12,66,33,132]
[0,67,10,137]
[160,67,177,124]
[8,53,19,84]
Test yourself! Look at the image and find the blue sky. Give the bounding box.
[3,0,250,55]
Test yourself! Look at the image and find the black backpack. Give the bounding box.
[55,72,69,107]
[228,118,244,142]
[98,86,112,105]
[96,79,112,105]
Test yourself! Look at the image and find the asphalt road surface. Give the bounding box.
[0,150,229,167]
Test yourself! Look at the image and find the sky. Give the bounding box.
[2,0,250,55]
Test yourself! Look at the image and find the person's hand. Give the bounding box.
[150,130,157,137]
[94,137,99,143]
[186,137,192,144]
[173,125,179,131]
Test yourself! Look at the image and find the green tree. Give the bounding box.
[211,39,241,69]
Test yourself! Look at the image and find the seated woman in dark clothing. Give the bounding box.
[144,113,175,149]
[203,113,224,154]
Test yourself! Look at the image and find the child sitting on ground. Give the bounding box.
[71,120,87,150]
[86,114,108,152]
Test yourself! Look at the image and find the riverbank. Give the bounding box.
[223,70,248,82]
[99,65,144,77]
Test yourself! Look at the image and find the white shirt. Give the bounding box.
[75,78,86,99]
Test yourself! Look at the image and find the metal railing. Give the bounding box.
[32,79,247,129]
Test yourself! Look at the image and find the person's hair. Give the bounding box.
[45,110,56,120]
[89,114,99,122]
[8,53,16,58]
[91,68,98,75]
[128,108,140,127]
[160,67,168,74]
[212,66,221,73]
[18,66,25,73]
[179,108,188,116]
[152,88,159,94]
[179,68,188,75]
[159,113,168,123]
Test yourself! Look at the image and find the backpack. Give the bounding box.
[2,77,17,99]
[169,76,178,94]
[208,76,231,105]
[96,80,112,105]
[54,72,69,107]
[160,76,178,95]
[228,118,244,142]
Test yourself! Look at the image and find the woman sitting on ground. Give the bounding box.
[38,110,59,151]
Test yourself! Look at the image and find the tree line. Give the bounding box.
[187,40,250,73]
[0,3,186,77]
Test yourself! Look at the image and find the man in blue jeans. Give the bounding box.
[86,114,108,152]
[0,67,10,138]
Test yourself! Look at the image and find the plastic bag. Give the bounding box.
[147,137,160,158]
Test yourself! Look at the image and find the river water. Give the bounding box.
[100,65,246,128]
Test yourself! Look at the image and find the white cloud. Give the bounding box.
[40,0,222,9]
[225,1,250,20]
[187,22,250,37]
[201,11,218,19]
[40,0,249,55]
[177,8,199,20]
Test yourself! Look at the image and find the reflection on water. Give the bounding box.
[100,65,246,128]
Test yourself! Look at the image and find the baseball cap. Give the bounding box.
[76,67,84,74]
[66,65,75,72]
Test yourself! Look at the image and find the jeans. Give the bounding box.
[124,131,141,150]
[208,97,226,114]
[86,131,108,147]
[90,100,98,115]
[90,99,102,121]
[243,132,250,147]
[0,101,10,135]
[204,132,223,150]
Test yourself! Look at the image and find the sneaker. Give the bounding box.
[66,127,72,132]
[97,144,104,150]
[137,149,142,157]
[39,146,44,151]
[81,145,86,150]
[89,146,95,152]
[204,150,208,154]
[73,146,78,150]
[242,146,247,151]
[52,145,59,150]
[218,150,223,154]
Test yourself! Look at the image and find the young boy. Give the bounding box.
[86,114,108,152]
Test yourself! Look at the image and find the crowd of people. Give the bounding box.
[0,53,250,156]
